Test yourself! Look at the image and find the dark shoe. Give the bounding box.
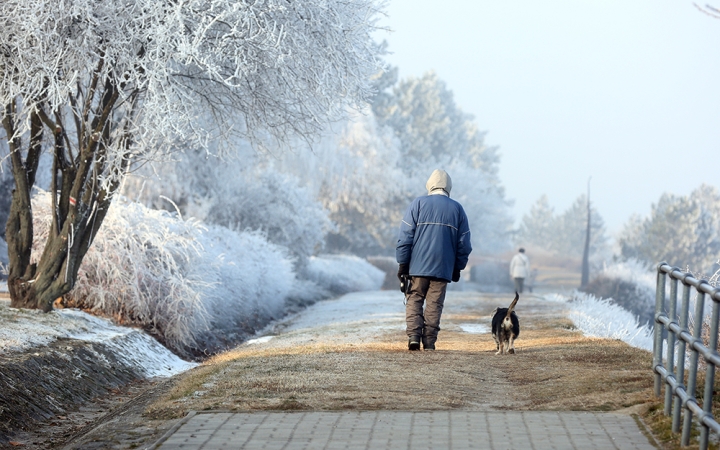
[422,336,435,351]
[408,336,421,351]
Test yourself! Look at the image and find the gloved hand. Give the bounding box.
[452,267,461,282]
[397,263,409,280]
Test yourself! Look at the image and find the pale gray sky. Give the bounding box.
[378,1,720,234]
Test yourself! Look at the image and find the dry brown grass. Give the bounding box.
[146,292,655,421]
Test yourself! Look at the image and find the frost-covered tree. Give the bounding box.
[375,71,501,177]
[516,194,608,259]
[371,70,512,253]
[316,112,408,254]
[516,195,557,248]
[556,194,609,259]
[122,145,331,267]
[618,184,720,272]
[255,110,408,256]
[1,0,383,310]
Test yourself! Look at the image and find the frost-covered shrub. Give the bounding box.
[205,168,332,266]
[123,152,331,268]
[30,191,294,357]
[516,194,610,261]
[302,254,385,296]
[560,292,653,351]
[580,260,655,326]
[194,225,294,351]
[267,111,410,256]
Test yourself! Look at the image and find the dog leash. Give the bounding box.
[400,274,411,305]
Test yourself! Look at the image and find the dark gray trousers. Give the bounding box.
[406,276,448,346]
[513,277,525,293]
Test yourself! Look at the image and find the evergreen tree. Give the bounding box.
[516,195,556,249]
[618,184,720,272]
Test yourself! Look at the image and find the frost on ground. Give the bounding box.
[0,299,196,378]
[150,290,654,422]
[262,290,405,347]
[543,292,653,351]
[247,288,654,353]
[458,323,489,334]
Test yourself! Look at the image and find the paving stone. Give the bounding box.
[153,411,657,449]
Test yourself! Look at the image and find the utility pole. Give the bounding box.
[580,177,591,288]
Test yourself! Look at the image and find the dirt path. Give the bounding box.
[51,290,655,449]
[149,291,654,415]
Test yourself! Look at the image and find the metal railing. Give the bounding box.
[654,262,720,449]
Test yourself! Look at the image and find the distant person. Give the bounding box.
[396,169,472,351]
[509,248,530,293]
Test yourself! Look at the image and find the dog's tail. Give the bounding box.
[505,292,520,319]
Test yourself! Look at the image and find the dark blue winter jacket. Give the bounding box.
[396,194,472,282]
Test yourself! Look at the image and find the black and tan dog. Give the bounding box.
[491,292,520,355]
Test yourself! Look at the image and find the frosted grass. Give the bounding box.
[546,292,653,351]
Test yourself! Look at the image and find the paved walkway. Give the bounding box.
[152,410,657,449]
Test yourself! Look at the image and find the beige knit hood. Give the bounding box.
[426,169,452,196]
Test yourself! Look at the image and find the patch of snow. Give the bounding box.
[246,336,274,345]
[0,281,7,293]
[458,323,489,334]
[0,300,196,377]
[284,290,402,330]
[270,290,405,346]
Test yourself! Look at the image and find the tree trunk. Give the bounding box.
[580,179,591,288]
[4,75,128,311]
[4,102,42,309]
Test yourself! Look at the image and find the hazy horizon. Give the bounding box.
[378,1,720,235]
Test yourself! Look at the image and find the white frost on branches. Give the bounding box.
[1,0,385,182]
[123,149,333,266]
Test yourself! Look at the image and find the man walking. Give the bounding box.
[396,169,472,351]
[509,248,530,293]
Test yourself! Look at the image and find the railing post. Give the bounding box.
[681,290,705,447]
[699,285,720,449]
[664,276,679,415]
[672,281,692,434]
[654,264,667,397]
